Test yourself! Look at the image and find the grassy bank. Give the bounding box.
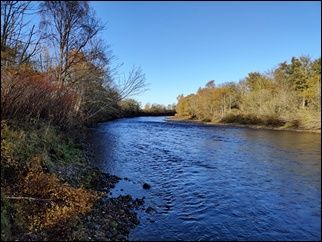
[1,120,143,241]
[168,115,321,134]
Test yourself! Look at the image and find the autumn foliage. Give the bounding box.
[1,1,147,240]
[1,68,78,126]
[1,121,102,240]
[175,56,321,130]
[22,160,101,230]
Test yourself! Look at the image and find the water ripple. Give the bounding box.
[88,116,321,241]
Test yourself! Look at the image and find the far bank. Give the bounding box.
[167,116,321,134]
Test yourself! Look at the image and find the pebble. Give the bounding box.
[143,183,151,189]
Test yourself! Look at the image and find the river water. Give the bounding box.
[88,116,321,241]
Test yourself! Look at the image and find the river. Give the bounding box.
[88,116,321,241]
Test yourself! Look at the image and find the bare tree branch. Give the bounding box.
[1,1,41,67]
[116,66,148,100]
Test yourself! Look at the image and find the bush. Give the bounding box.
[1,121,101,239]
[1,69,78,126]
[262,115,286,127]
[221,113,263,125]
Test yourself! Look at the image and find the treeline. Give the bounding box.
[175,56,321,130]
[1,1,147,128]
[119,100,176,117]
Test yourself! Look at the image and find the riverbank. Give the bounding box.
[1,120,144,241]
[167,116,321,134]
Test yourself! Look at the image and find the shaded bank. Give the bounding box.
[168,116,321,134]
[122,111,176,118]
[1,112,175,240]
[1,120,144,241]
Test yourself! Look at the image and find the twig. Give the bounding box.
[5,196,56,202]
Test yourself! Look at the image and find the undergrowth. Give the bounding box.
[1,120,102,240]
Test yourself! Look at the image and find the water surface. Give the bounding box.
[88,116,321,241]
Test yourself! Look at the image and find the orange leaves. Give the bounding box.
[1,122,103,236]
[1,68,79,126]
[22,168,101,230]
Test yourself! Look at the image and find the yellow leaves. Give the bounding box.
[1,139,15,167]
[21,170,101,231]
[1,122,106,239]
[1,121,19,168]
[27,155,44,173]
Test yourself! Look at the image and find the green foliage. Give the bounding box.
[119,99,141,115]
[175,56,321,130]
[1,121,102,240]
[1,121,86,170]
[1,195,12,241]
[245,72,272,92]
[118,100,175,117]
[143,103,176,116]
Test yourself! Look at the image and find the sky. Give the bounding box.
[91,1,321,106]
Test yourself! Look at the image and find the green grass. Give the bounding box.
[1,120,90,240]
[2,120,86,169]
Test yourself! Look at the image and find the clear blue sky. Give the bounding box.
[91,1,321,106]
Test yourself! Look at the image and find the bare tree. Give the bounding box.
[39,1,104,85]
[116,66,148,101]
[1,1,41,67]
[205,80,215,88]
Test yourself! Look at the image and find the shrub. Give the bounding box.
[221,113,263,125]
[1,122,102,238]
[262,115,286,127]
[1,69,78,126]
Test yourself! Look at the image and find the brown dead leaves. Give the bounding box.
[21,163,102,230]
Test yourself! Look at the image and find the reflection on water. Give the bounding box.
[88,116,321,241]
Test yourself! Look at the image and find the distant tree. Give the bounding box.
[244,72,271,92]
[119,98,140,115]
[288,57,311,107]
[205,80,215,88]
[144,103,151,111]
[306,57,321,109]
[174,56,321,129]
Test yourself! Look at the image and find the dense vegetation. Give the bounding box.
[0,1,165,240]
[1,1,150,127]
[175,56,321,130]
[119,99,175,117]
